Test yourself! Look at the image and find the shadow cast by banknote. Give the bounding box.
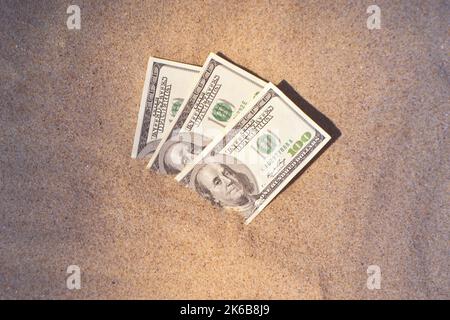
[275,80,341,196]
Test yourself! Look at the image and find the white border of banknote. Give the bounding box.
[176,83,331,224]
[131,57,201,159]
[146,52,266,170]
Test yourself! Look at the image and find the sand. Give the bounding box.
[0,0,448,299]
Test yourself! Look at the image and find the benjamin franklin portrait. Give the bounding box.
[189,157,259,219]
[158,132,210,174]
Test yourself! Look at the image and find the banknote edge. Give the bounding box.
[131,57,158,158]
[244,131,331,224]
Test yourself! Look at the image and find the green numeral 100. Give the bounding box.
[287,132,312,156]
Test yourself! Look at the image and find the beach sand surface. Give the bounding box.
[0,0,448,299]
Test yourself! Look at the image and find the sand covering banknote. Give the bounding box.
[132,53,331,224]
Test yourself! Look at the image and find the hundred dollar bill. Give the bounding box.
[146,53,266,174]
[175,83,331,224]
[131,57,201,159]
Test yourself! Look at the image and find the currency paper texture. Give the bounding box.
[176,83,331,224]
[131,57,201,159]
[146,53,266,174]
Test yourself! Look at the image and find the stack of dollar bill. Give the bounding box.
[132,53,331,224]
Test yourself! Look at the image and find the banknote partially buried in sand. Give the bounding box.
[131,57,201,159]
[132,53,331,224]
[175,83,331,224]
[146,53,267,174]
